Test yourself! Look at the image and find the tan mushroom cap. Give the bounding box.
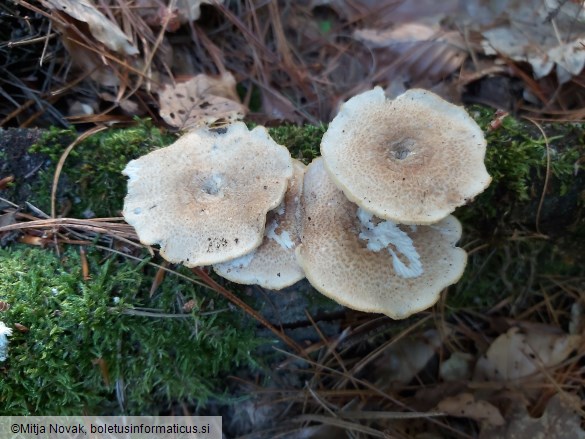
[321,87,491,225]
[213,159,306,289]
[123,122,293,266]
[295,158,467,319]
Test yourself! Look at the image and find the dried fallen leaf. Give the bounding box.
[50,18,120,87]
[473,326,582,383]
[42,0,139,55]
[0,302,10,312]
[14,323,29,333]
[479,0,585,83]
[479,393,585,439]
[437,392,505,427]
[354,24,467,80]
[374,329,446,387]
[158,72,247,130]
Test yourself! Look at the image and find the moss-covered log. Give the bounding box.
[0,246,258,414]
[0,109,584,414]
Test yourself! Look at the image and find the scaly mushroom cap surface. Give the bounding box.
[213,159,306,289]
[295,158,467,319]
[321,87,491,225]
[123,123,293,266]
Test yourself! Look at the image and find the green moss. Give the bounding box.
[29,120,175,217]
[268,124,326,163]
[450,237,582,310]
[0,245,259,415]
[465,107,585,222]
[447,108,585,310]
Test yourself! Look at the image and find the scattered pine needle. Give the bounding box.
[524,117,552,236]
[51,126,108,219]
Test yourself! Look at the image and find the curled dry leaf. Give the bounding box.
[55,23,120,87]
[0,302,10,312]
[437,392,505,427]
[473,326,582,382]
[42,0,139,55]
[479,393,585,439]
[354,24,467,80]
[158,73,247,130]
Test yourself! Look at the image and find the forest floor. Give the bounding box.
[1,1,585,438]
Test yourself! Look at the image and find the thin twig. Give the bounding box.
[51,126,108,218]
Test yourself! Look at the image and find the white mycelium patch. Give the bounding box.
[357,208,423,278]
[218,250,256,271]
[276,202,285,216]
[0,322,12,362]
[266,218,294,250]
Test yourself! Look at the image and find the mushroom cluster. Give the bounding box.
[123,88,491,319]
